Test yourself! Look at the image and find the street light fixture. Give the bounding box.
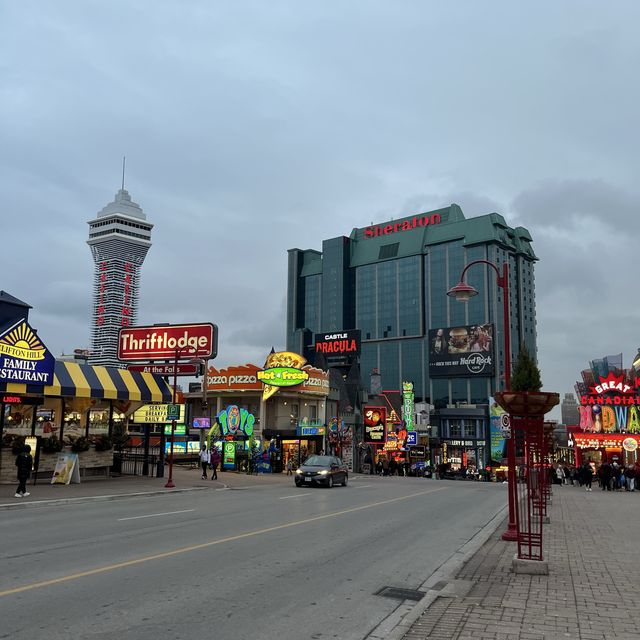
[447,259,517,542]
[164,345,197,489]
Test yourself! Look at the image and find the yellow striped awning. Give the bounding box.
[0,361,173,403]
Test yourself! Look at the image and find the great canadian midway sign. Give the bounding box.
[118,323,218,362]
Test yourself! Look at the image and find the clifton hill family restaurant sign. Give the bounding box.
[0,319,55,385]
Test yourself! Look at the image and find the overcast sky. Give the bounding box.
[2,1,639,416]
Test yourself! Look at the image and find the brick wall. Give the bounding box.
[0,448,114,484]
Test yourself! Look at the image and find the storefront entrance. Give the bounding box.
[282,438,322,469]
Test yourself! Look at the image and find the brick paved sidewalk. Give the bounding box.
[401,485,640,640]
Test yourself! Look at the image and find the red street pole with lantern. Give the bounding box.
[448,259,517,542]
[165,345,196,489]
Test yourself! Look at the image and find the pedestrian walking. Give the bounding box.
[554,464,564,485]
[210,447,219,479]
[286,459,293,476]
[598,462,613,491]
[579,461,593,491]
[624,464,636,492]
[15,444,33,498]
[199,445,210,479]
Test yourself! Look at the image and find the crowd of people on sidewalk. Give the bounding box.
[551,461,638,492]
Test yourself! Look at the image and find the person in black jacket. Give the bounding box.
[15,444,33,498]
[579,461,593,491]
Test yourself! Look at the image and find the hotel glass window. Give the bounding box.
[377,260,397,338]
[465,245,486,325]
[397,256,421,337]
[303,275,321,334]
[451,378,467,405]
[359,343,378,389]
[356,265,376,340]
[401,339,423,400]
[379,341,399,390]
[428,245,447,326]
[470,378,489,405]
[448,241,466,326]
[432,378,449,409]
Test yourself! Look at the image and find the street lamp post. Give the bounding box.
[447,259,517,541]
[165,346,196,489]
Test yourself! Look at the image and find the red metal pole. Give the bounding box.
[500,261,518,542]
[164,348,179,488]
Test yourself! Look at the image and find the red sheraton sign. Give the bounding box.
[118,323,217,361]
[364,214,441,239]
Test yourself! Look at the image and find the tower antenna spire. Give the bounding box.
[121,156,126,190]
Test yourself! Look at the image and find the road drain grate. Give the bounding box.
[375,586,425,601]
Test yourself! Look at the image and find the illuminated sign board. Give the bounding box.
[297,426,326,437]
[192,417,210,429]
[163,424,187,435]
[429,324,494,377]
[578,374,640,433]
[314,330,361,357]
[118,323,217,361]
[133,404,186,424]
[0,319,55,387]
[258,351,308,400]
[217,405,255,440]
[207,365,262,391]
[363,213,441,239]
[223,441,236,469]
[402,381,415,431]
[2,395,43,405]
[364,406,387,443]
[257,367,308,386]
[573,433,639,450]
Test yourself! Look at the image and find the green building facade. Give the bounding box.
[286,203,537,411]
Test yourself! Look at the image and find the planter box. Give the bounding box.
[0,447,114,484]
[495,391,560,417]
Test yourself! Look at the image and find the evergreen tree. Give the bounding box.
[510,344,542,392]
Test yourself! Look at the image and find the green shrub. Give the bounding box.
[70,436,90,452]
[41,436,64,454]
[93,435,113,451]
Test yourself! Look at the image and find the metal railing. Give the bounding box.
[112,450,159,477]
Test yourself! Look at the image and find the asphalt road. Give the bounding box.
[0,476,507,640]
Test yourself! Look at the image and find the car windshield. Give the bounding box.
[303,455,333,467]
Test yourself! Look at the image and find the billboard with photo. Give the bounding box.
[363,406,387,443]
[428,324,494,377]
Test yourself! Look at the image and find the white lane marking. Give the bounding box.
[117,509,195,522]
[353,485,372,489]
[279,493,312,499]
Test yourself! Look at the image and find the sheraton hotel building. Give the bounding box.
[286,204,538,467]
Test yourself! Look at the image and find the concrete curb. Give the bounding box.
[0,486,211,510]
[366,504,509,640]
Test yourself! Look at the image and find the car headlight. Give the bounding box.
[318,470,328,475]
[295,469,302,474]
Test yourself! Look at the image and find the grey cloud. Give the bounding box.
[3,1,640,410]
[511,179,640,230]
